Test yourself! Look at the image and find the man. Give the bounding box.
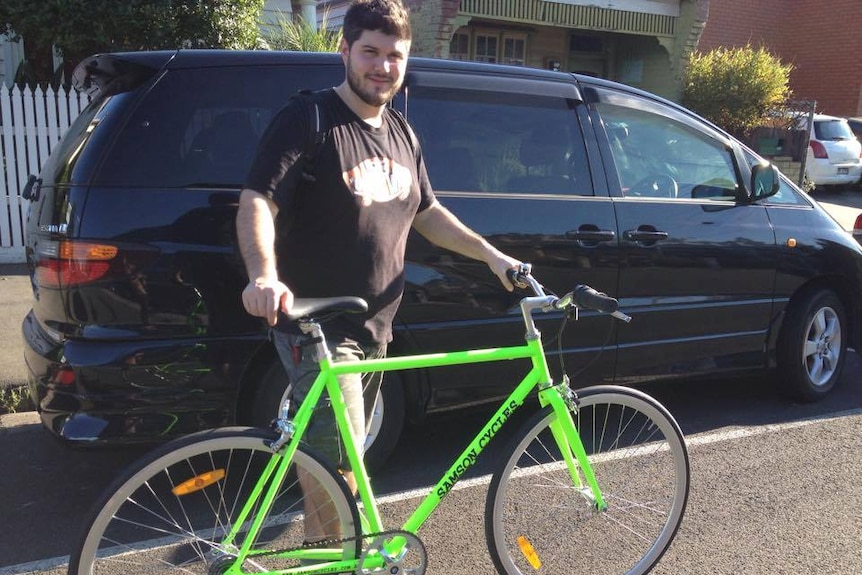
[236,0,520,542]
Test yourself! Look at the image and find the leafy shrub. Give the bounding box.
[1,0,266,89]
[261,9,342,53]
[682,45,793,138]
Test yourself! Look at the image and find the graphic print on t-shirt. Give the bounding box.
[343,156,413,206]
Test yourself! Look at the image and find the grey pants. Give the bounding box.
[272,330,386,470]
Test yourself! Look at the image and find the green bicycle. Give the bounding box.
[69,265,690,574]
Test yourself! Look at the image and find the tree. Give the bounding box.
[0,0,265,89]
[260,9,342,53]
[681,44,793,138]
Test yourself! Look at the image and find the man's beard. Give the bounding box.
[346,59,401,107]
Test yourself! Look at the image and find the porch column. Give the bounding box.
[298,0,318,29]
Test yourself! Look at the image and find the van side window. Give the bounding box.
[36,95,106,185]
[408,87,593,196]
[596,98,738,200]
[94,67,336,187]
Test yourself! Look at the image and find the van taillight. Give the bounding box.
[35,240,119,288]
[809,140,828,159]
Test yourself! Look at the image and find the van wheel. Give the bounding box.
[776,288,847,401]
[250,360,404,470]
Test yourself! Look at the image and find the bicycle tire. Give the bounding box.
[486,385,689,575]
[69,426,361,574]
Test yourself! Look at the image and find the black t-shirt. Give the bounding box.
[244,89,436,344]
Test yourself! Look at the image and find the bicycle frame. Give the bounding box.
[224,293,608,572]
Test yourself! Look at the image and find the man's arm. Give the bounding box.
[412,201,520,291]
[236,188,293,325]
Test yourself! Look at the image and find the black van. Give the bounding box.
[22,50,862,466]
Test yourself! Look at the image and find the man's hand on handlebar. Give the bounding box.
[242,278,294,326]
[487,253,524,292]
[505,263,533,290]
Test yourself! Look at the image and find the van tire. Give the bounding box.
[776,288,847,401]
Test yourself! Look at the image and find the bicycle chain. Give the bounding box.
[245,529,419,571]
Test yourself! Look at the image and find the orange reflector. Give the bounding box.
[172,469,226,496]
[58,241,118,260]
[517,536,542,570]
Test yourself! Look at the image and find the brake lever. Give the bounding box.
[611,310,632,323]
[505,263,532,290]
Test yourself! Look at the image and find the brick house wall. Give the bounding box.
[698,0,862,117]
[403,0,461,58]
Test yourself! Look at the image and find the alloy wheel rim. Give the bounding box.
[803,306,841,387]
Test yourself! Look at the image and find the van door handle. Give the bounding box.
[565,227,616,242]
[623,227,668,242]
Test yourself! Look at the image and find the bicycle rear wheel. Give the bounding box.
[69,427,360,574]
[486,385,689,575]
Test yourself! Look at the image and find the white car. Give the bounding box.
[804,114,862,188]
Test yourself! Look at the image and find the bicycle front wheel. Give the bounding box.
[69,427,360,574]
[486,385,689,575]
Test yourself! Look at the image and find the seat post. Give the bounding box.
[297,320,331,363]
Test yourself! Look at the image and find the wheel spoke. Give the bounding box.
[812,310,827,338]
[802,339,819,358]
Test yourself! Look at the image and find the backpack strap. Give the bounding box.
[386,106,419,156]
[294,89,329,182]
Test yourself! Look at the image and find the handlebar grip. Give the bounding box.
[573,285,619,314]
[506,265,531,289]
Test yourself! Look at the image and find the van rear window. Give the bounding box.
[94,66,338,188]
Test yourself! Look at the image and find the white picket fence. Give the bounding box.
[0,85,89,263]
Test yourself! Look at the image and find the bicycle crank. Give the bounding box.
[357,531,427,575]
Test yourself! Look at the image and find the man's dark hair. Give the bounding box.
[343,0,412,46]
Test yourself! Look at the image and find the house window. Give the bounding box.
[456,30,528,65]
[449,32,469,61]
[502,34,526,66]
[475,34,498,63]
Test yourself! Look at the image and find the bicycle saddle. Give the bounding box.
[284,296,369,321]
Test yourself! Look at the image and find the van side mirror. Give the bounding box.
[22,174,41,201]
[750,162,780,200]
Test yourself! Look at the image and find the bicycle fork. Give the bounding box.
[216,373,332,569]
[539,381,608,512]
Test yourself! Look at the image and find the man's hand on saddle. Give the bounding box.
[242,278,294,326]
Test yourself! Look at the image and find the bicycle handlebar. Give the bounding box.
[568,285,619,314]
[508,264,631,322]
